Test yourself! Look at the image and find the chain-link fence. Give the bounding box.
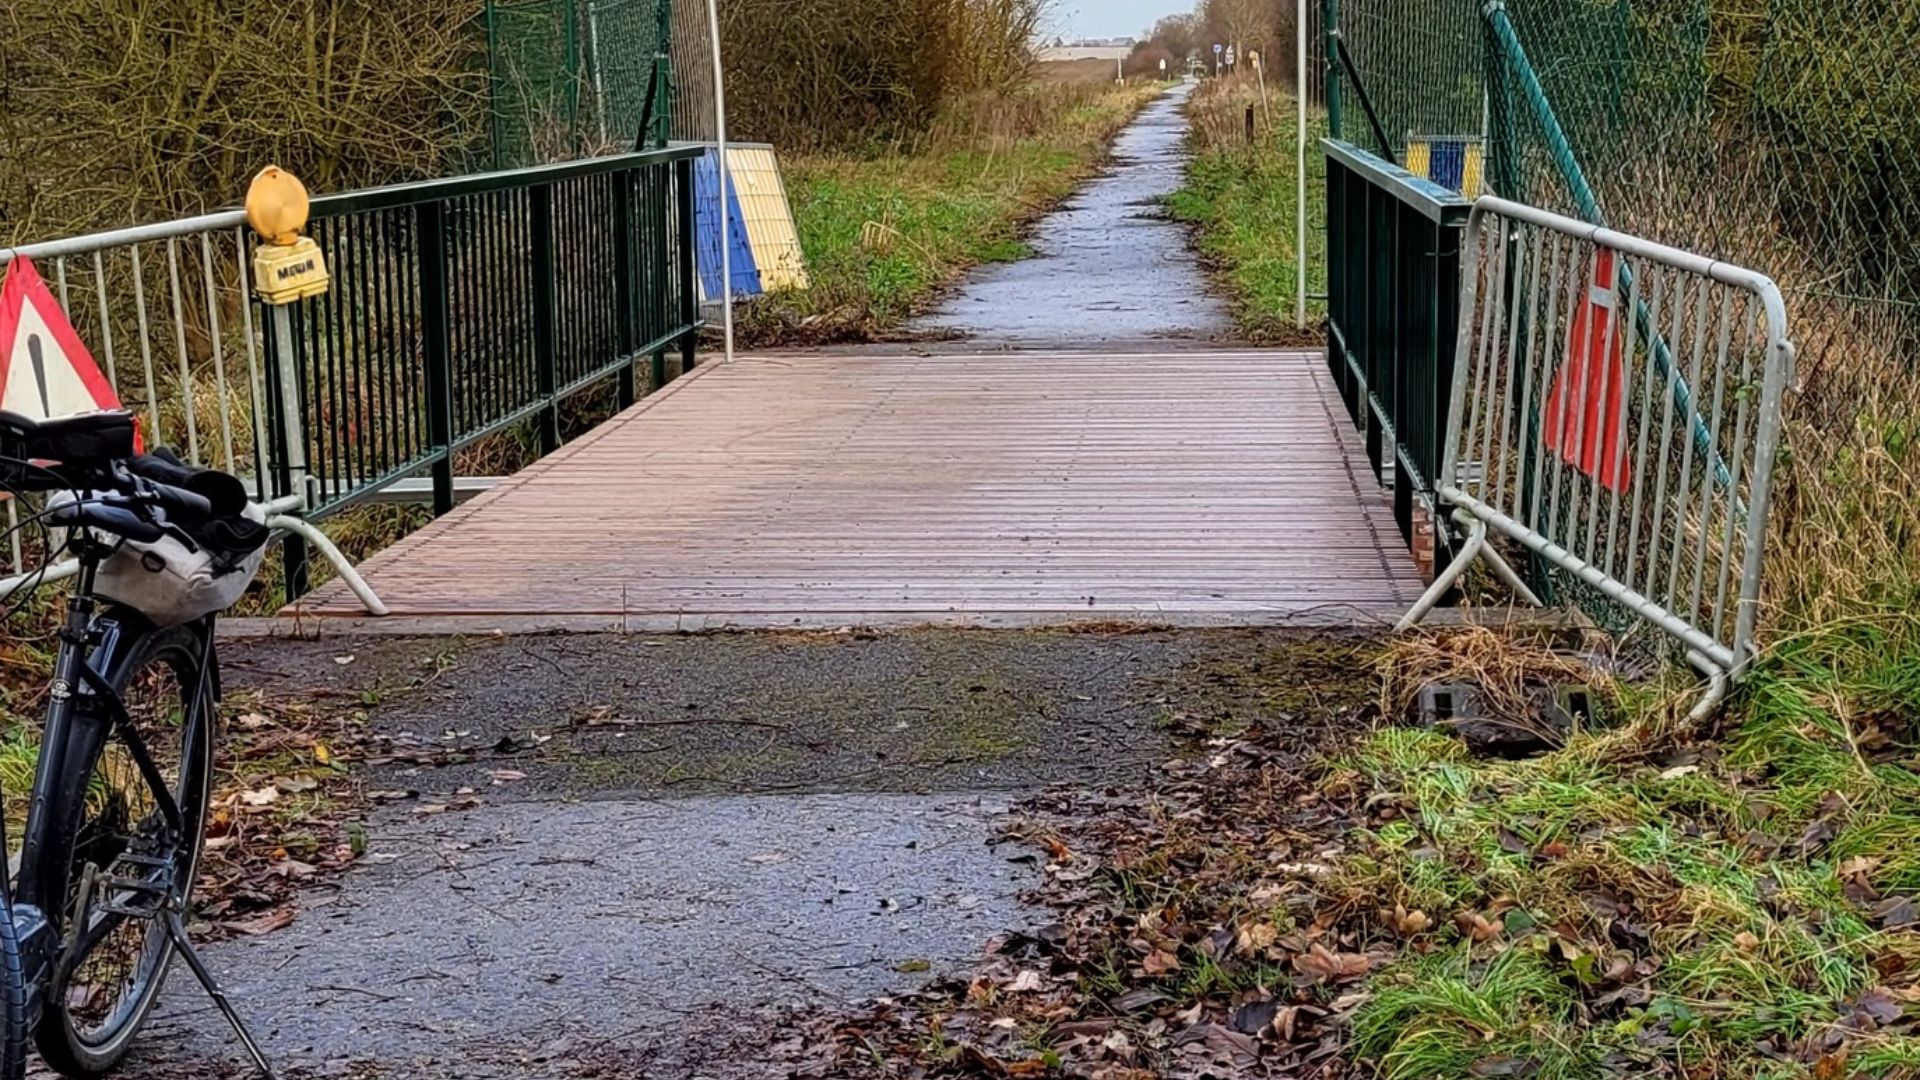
[484,0,675,168]
[1330,0,1918,360]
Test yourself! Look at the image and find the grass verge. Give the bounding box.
[737,79,1169,347]
[1167,76,1327,346]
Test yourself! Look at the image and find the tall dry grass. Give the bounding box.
[1553,137,1920,632]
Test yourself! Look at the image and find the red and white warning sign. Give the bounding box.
[0,255,124,422]
[1544,248,1633,494]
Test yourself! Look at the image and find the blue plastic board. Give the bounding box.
[1429,140,1467,192]
[694,151,763,299]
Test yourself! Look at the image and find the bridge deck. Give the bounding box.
[292,349,1424,630]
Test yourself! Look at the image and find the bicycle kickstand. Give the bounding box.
[160,903,283,1080]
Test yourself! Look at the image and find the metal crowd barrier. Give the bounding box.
[1402,196,1794,718]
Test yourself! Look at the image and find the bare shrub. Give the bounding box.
[0,0,491,245]
[716,0,1050,152]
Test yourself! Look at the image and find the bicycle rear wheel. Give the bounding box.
[0,844,26,1080]
[33,619,214,1078]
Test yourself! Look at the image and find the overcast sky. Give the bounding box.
[1054,0,1191,39]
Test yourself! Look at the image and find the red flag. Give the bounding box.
[1544,248,1632,493]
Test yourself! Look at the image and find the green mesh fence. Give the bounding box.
[485,0,673,169]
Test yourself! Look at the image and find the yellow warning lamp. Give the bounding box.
[247,166,330,305]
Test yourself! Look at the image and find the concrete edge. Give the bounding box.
[221,605,1584,641]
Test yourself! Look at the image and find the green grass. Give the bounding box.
[1336,613,1920,1077]
[1166,82,1328,344]
[737,83,1163,345]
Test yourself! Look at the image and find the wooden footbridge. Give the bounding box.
[291,348,1422,630]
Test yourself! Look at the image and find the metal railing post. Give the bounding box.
[612,170,638,408]
[530,182,562,453]
[416,201,456,517]
[265,303,310,597]
[651,162,671,389]
[676,156,699,373]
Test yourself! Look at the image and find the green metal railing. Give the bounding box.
[1323,138,1473,559]
[267,146,704,593]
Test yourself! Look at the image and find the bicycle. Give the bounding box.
[0,408,278,1080]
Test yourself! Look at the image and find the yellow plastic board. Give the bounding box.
[726,147,810,293]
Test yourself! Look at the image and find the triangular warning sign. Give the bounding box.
[0,255,124,422]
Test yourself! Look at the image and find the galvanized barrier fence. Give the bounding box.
[1402,196,1793,713]
[0,145,704,607]
[1322,138,1473,566]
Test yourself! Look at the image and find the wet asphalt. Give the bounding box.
[908,83,1233,345]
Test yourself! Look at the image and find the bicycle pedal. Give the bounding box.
[95,858,174,919]
[99,893,166,920]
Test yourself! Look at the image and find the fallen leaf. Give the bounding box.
[1141,949,1181,976]
[1392,902,1433,936]
[313,741,333,765]
[1734,930,1761,951]
[1291,943,1371,984]
[1875,896,1918,929]
[1109,987,1166,1013]
[1456,910,1501,942]
[221,908,294,936]
[1229,998,1277,1035]
[1008,969,1045,993]
[1236,920,1278,953]
[239,786,279,807]
[489,769,528,785]
[1657,764,1700,781]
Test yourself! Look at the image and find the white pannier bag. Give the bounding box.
[58,495,271,626]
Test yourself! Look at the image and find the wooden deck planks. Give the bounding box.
[292,350,1426,628]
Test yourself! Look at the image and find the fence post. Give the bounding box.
[653,0,674,147]
[652,163,671,390]
[1296,0,1310,329]
[531,182,562,453]
[676,156,699,374]
[416,201,456,517]
[587,0,610,148]
[484,0,505,170]
[612,170,638,408]
[1324,0,1342,138]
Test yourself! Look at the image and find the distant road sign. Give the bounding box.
[1213,43,1223,54]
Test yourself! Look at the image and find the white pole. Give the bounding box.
[1295,0,1309,329]
[588,0,609,148]
[705,0,735,362]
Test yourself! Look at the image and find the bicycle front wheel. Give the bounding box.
[34,619,215,1078]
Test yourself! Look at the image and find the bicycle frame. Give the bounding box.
[4,536,213,1029]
